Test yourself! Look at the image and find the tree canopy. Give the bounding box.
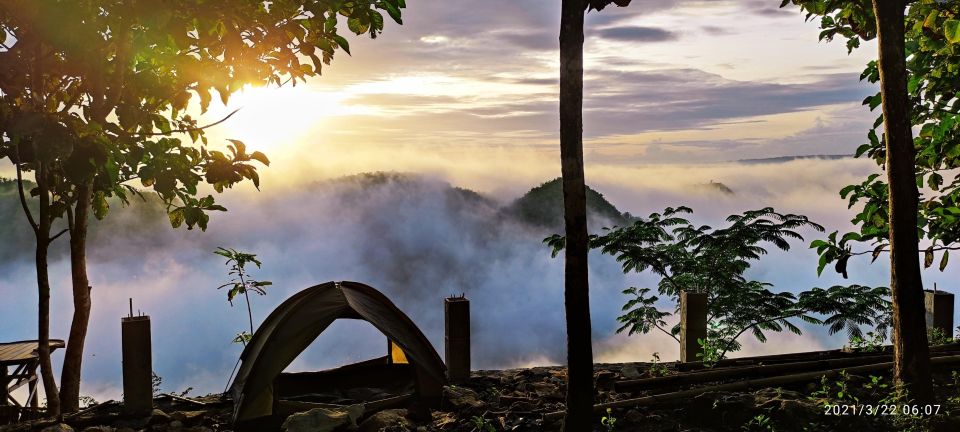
[785,0,960,276]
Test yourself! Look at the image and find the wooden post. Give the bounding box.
[925,289,955,339]
[122,315,153,415]
[680,291,708,363]
[28,361,37,408]
[444,296,470,384]
[0,365,8,406]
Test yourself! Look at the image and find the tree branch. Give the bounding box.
[656,323,680,343]
[128,108,241,137]
[14,156,39,234]
[718,312,804,359]
[49,228,69,242]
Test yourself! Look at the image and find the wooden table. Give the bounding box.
[0,340,65,408]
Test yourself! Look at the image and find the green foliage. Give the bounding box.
[864,375,890,402]
[809,370,858,404]
[928,327,953,346]
[588,0,632,12]
[215,247,272,337]
[696,335,722,368]
[547,207,891,360]
[616,287,670,337]
[784,0,960,276]
[215,247,271,303]
[469,415,495,432]
[152,371,163,397]
[649,352,668,377]
[601,408,617,432]
[947,371,960,405]
[0,0,404,232]
[233,331,253,346]
[848,331,885,352]
[509,178,630,231]
[741,413,776,432]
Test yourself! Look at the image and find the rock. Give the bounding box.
[621,366,641,379]
[431,411,457,429]
[595,370,617,390]
[282,406,363,432]
[169,420,184,429]
[687,391,755,427]
[528,382,562,399]
[442,386,485,411]
[80,427,115,432]
[509,400,536,412]
[170,411,206,424]
[147,409,171,425]
[40,425,74,432]
[358,409,411,432]
[624,409,644,424]
[766,398,819,426]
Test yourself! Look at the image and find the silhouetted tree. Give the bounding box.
[558,0,630,429]
[0,0,404,414]
[784,0,932,402]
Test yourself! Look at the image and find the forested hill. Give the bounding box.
[0,173,638,262]
[503,177,631,232]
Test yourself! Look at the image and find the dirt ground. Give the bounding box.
[4,361,960,432]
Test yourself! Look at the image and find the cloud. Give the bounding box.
[596,26,680,42]
[5,157,940,404]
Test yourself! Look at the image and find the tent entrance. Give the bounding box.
[276,338,416,404]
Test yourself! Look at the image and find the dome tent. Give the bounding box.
[229,281,446,425]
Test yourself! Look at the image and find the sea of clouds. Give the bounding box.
[1,156,955,402]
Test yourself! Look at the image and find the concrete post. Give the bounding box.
[924,289,955,339]
[444,296,470,384]
[121,315,153,415]
[680,291,708,363]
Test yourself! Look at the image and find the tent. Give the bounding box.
[229,281,446,424]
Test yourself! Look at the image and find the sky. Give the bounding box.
[188,0,880,191]
[5,0,953,404]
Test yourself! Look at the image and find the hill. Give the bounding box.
[735,154,849,165]
[504,178,630,231]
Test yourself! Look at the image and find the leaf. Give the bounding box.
[940,249,949,272]
[332,34,351,55]
[380,2,403,25]
[924,246,935,269]
[168,209,185,228]
[250,151,270,166]
[347,17,369,34]
[835,254,850,279]
[945,20,960,44]
[93,192,110,220]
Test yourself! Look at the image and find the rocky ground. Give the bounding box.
[5,361,960,432]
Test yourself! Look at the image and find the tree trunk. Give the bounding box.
[59,181,93,413]
[34,163,61,416]
[872,0,933,404]
[559,1,594,430]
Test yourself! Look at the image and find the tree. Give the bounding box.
[547,207,891,361]
[558,0,630,429]
[784,0,936,402]
[214,247,272,345]
[0,0,405,414]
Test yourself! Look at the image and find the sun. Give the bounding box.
[212,85,354,152]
